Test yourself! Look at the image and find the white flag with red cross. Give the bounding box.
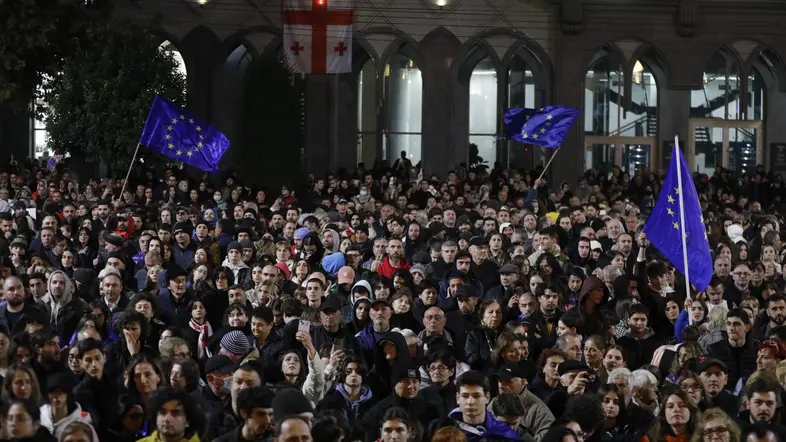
[284,0,353,74]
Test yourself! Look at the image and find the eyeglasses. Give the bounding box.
[702,427,729,440]
[428,365,449,373]
[681,384,701,393]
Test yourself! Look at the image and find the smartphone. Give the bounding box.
[298,319,311,334]
[333,339,344,352]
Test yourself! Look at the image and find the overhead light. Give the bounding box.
[436,0,447,5]
[196,0,207,4]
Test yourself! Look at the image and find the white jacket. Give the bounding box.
[40,403,99,441]
[302,353,326,405]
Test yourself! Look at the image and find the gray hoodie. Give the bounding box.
[41,270,76,326]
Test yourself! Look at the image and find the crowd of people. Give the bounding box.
[0,154,784,442]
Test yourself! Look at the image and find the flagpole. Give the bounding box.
[535,147,560,182]
[673,135,692,301]
[118,143,141,202]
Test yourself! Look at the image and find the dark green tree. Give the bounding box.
[42,20,186,174]
[231,53,305,189]
[0,0,111,108]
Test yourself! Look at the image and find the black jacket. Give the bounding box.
[204,403,242,442]
[73,374,120,441]
[708,336,757,388]
[465,326,497,371]
[416,382,457,417]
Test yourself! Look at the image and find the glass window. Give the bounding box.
[469,57,498,165]
[690,50,742,120]
[385,53,422,164]
[585,52,657,138]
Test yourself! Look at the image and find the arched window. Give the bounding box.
[584,49,658,174]
[469,57,498,166]
[506,47,549,169]
[690,49,762,175]
[227,44,252,72]
[384,52,422,164]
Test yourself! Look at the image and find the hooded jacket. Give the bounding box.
[367,331,411,399]
[576,276,609,338]
[316,384,375,440]
[40,270,87,340]
[40,403,98,441]
[343,280,373,325]
[449,409,523,442]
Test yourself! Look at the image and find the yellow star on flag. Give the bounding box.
[186,151,193,157]
[180,115,185,120]
[522,133,528,139]
[540,128,546,134]
[196,126,202,132]
[667,208,674,216]
[667,195,675,204]
[197,142,203,148]
[165,134,171,140]
[188,118,195,124]
[199,135,204,140]
[673,222,679,229]
[176,150,182,156]
[166,125,173,131]
[167,143,174,149]
[675,188,680,195]
[533,134,539,140]
[546,114,553,120]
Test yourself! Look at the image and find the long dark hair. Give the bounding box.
[647,387,699,441]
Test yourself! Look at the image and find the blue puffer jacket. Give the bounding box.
[449,409,522,442]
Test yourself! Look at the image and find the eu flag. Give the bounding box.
[139,96,229,172]
[643,143,713,291]
[503,105,579,149]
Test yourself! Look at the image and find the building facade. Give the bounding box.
[9,0,786,185]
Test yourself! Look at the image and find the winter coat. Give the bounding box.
[449,409,523,442]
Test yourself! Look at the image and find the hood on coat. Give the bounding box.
[578,275,609,311]
[324,229,340,254]
[351,280,374,304]
[45,269,75,305]
[321,252,345,277]
[372,331,410,374]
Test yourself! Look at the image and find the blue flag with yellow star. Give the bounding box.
[139,96,229,172]
[503,105,579,149]
[643,144,712,291]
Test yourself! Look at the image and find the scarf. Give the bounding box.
[188,319,213,358]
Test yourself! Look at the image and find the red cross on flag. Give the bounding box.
[284,0,353,74]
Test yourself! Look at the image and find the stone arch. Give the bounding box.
[221,25,280,58]
[360,26,423,75]
[743,41,786,93]
[454,38,501,84]
[353,36,377,73]
[629,41,672,89]
[418,26,463,74]
[583,43,628,73]
[694,44,745,88]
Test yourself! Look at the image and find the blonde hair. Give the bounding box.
[776,360,786,384]
[707,307,729,330]
[689,408,740,442]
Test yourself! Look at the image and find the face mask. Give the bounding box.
[213,195,222,202]
[221,376,232,392]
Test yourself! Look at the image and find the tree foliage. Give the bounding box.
[0,0,111,108]
[231,53,305,189]
[43,20,186,174]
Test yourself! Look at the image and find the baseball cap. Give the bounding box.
[698,357,728,373]
[496,362,527,380]
[338,266,355,285]
[205,354,238,374]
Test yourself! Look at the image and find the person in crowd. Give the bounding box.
[2,153,785,442]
